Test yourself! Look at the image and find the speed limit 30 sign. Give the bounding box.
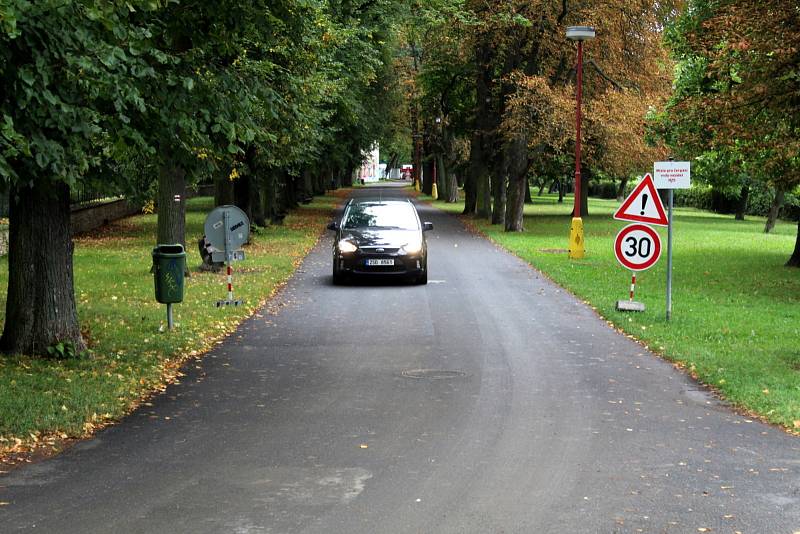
[614,224,662,271]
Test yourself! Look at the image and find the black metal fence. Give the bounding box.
[0,183,125,219]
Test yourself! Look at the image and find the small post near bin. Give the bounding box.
[151,244,186,330]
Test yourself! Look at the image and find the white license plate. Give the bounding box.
[366,259,394,266]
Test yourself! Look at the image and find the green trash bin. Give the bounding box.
[151,244,186,304]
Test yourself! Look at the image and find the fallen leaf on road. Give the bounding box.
[697,529,711,532]
[359,444,368,449]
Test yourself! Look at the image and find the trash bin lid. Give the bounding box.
[153,244,185,255]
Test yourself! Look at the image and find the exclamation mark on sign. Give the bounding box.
[640,194,648,215]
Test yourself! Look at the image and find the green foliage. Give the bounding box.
[588,180,622,200]
[45,341,84,361]
[0,1,159,188]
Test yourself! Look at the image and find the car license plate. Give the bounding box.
[366,259,394,266]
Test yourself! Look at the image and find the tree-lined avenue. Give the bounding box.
[2,185,797,533]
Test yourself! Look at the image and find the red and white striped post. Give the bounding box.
[227,262,233,302]
[629,272,636,301]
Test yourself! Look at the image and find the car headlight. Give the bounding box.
[338,240,357,253]
[402,240,423,254]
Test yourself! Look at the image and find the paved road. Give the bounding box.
[2,184,798,533]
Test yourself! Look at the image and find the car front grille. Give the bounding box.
[359,247,400,254]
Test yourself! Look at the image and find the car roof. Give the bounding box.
[349,199,412,206]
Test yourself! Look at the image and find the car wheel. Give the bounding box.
[332,261,346,285]
[415,269,427,285]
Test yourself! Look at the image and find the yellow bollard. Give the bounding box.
[431,183,438,200]
[568,217,585,259]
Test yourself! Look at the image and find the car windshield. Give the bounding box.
[344,202,418,230]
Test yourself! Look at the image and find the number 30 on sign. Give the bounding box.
[614,224,662,271]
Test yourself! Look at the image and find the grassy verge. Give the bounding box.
[427,192,800,431]
[0,195,338,460]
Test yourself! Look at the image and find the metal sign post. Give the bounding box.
[666,190,674,321]
[654,161,691,322]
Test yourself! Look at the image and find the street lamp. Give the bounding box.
[566,25,595,260]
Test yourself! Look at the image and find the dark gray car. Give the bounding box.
[327,199,433,285]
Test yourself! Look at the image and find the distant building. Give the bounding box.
[356,145,380,184]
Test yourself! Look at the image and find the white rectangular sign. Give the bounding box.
[654,161,691,189]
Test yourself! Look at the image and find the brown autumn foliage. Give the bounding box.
[495,0,674,175]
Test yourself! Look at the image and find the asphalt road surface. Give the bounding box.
[2,184,798,533]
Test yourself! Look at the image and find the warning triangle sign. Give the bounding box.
[613,173,669,226]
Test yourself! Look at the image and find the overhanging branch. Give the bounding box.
[588,60,623,91]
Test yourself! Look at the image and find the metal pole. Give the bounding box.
[568,40,585,259]
[575,40,583,217]
[630,272,636,302]
[666,189,674,321]
[167,303,174,330]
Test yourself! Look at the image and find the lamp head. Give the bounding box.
[566,26,596,41]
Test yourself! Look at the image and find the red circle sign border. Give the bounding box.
[614,223,662,271]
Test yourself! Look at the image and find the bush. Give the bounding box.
[672,183,800,221]
[780,191,800,221]
[674,185,714,210]
[588,180,619,199]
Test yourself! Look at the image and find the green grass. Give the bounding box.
[0,195,338,453]
[428,192,800,430]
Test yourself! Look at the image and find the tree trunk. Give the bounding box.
[525,176,534,203]
[233,173,251,221]
[251,179,266,228]
[504,136,528,231]
[616,176,629,202]
[463,132,480,214]
[301,168,314,200]
[264,169,278,221]
[215,175,235,207]
[435,153,447,201]
[0,182,85,356]
[491,171,506,226]
[446,168,459,203]
[422,124,434,196]
[764,188,785,234]
[281,171,298,211]
[422,158,434,196]
[157,163,187,246]
[558,178,564,203]
[342,164,354,187]
[411,108,423,190]
[505,174,525,231]
[734,183,750,220]
[476,170,491,220]
[787,219,800,267]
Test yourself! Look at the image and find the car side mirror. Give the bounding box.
[327,221,339,231]
[422,222,434,232]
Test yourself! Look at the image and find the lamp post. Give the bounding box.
[566,25,595,259]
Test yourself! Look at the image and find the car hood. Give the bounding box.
[340,228,421,248]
